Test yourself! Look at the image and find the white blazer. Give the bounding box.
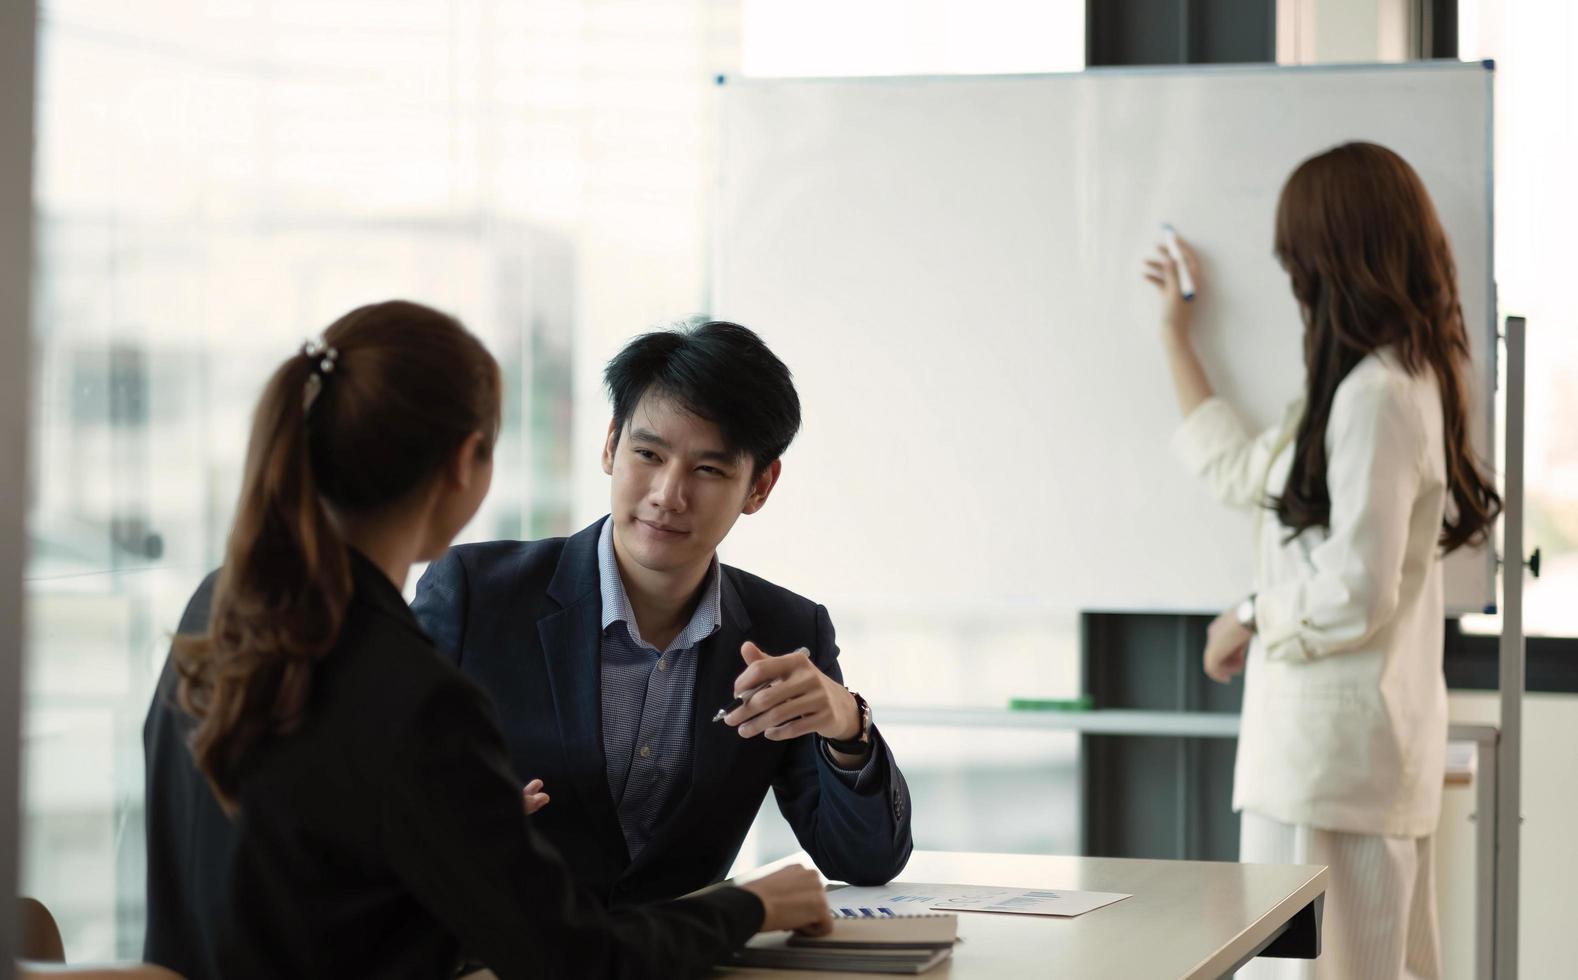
[1171,349,1449,838]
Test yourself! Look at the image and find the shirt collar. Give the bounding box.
[597,515,723,654]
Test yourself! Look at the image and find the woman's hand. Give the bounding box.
[742,865,834,936]
[1203,608,1250,684]
[1143,232,1215,416]
[521,778,550,815]
[1142,235,1203,344]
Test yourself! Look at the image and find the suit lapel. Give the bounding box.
[538,520,625,854]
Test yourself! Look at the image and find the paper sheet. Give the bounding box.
[826,881,1132,918]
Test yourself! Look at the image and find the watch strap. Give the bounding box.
[824,690,871,755]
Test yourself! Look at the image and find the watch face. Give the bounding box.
[1237,598,1255,626]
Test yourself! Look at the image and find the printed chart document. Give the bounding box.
[827,881,1132,917]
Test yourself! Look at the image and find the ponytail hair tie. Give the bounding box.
[300,338,340,414]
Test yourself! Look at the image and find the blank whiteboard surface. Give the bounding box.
[714,63,1494,615]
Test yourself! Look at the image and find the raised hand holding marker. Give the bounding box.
[1161,223,1196,301]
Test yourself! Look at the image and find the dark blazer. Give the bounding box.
[143,571,233,980]
[411,517,913,906]
[143,554,762,980]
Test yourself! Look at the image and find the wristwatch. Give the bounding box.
[1235,593,1258,633]
[824,690,872,755]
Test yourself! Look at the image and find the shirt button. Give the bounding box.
[657,658,667,672]
[640,745,652,759]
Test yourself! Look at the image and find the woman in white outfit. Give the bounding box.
[1144,142,1501,980]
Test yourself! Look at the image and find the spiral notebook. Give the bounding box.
[725,912,957,974]
[727,941,951,975]
[790,909,958,949]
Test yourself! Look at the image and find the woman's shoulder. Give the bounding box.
[1336,349,1430,407]
[1328,349,1432,447]
[324,598,488,729]
[1348,346,1410,382]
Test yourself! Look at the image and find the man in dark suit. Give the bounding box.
[412,321,912,906]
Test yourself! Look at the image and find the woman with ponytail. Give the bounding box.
[1143,144,1500,980]
[143,301,829,979]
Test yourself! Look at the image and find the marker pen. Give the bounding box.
[1162,223,1196,301]
[712,683,771,723]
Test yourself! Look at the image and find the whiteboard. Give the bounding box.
[713,63,1495,615]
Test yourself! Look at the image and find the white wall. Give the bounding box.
[567,1,746,527]
[1279,0,1414,62]
[1,0,35,972]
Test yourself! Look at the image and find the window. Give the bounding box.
[732,0,1088,873]
[27,0,733,959]
[742,0,1083,77]
[1457,0,1578,638]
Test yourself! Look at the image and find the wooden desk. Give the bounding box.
[721,850,1325,980]
[879,709,1498,980]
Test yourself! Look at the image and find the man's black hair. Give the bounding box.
[604,320,801,477]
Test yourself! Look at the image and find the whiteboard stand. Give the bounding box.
[1495,315,1527,979]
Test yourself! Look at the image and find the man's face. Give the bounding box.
[601,394,778,581]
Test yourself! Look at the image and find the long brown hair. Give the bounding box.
[174,300,501,809]
[1272,142,1500,552]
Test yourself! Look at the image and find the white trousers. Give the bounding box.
[1235,810,1440,980]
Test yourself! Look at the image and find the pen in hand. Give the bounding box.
[712,683,770,723]
[1161,223,1196,301]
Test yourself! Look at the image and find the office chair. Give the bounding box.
[16,897,185,979]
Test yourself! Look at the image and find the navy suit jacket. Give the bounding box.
[411,517,913,905]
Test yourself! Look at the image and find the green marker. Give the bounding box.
[1009,695,1093,712]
